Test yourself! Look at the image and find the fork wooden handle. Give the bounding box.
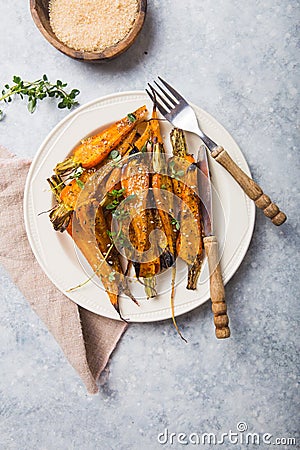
[203,236,230,339]
[211,146,287,226]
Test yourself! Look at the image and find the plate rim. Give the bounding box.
[24,90,255,322]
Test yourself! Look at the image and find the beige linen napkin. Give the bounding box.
[0,146,127,394]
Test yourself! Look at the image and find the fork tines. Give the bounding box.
[146,77,187,116]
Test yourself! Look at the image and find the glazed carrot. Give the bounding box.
[139,204,161,279]
[47,175,73,232]
[170,128,203,290]
[77,201,138,306]
[48,175,137,316]
[70,225,121,317]
[149,104,176,264]
[55,105,148,175]
[47,168,97,231]
[116,129,137,157]
[103,129,137,198]
[56,130,138,228]
[150,107,163,144]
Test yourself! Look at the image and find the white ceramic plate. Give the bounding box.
[24,91,255,322]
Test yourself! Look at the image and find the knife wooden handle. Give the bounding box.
[211,146,286,226]
[203,236,230,339]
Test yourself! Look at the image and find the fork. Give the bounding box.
[146,77,287,226]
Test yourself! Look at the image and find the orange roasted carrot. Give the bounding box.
[152,145,177,264]
[149,109,186,341]
[134,121,151,151]
[70,224,122,317]
[170,128,203,290]
[55,105,148,174]
[103,129,137,197]
[59,168,96,209]
[149,103,176,264]
[121,155,160,297]
[150,107,163,144]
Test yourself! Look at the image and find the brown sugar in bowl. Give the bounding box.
[30,0,147,62]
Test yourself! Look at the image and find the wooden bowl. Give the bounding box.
[30,0,147,62]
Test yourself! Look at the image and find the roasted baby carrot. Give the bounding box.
[170,128,203,290]
[55,105,148,175]
[121,155,160,298]
[48,174,137,317]
[51,129,138,231]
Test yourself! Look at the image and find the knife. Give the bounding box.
[197,144,230,339]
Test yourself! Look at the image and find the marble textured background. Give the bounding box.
[0,0,299,449]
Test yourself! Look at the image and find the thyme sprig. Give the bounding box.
[0,75,80,120]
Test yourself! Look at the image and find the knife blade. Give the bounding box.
[196,145,230,339]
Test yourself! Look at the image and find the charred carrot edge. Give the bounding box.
[55,105,148,175]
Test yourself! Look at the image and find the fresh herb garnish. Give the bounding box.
[127,113,136,123]
[0,75,80,120]
[171,218,180,230]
